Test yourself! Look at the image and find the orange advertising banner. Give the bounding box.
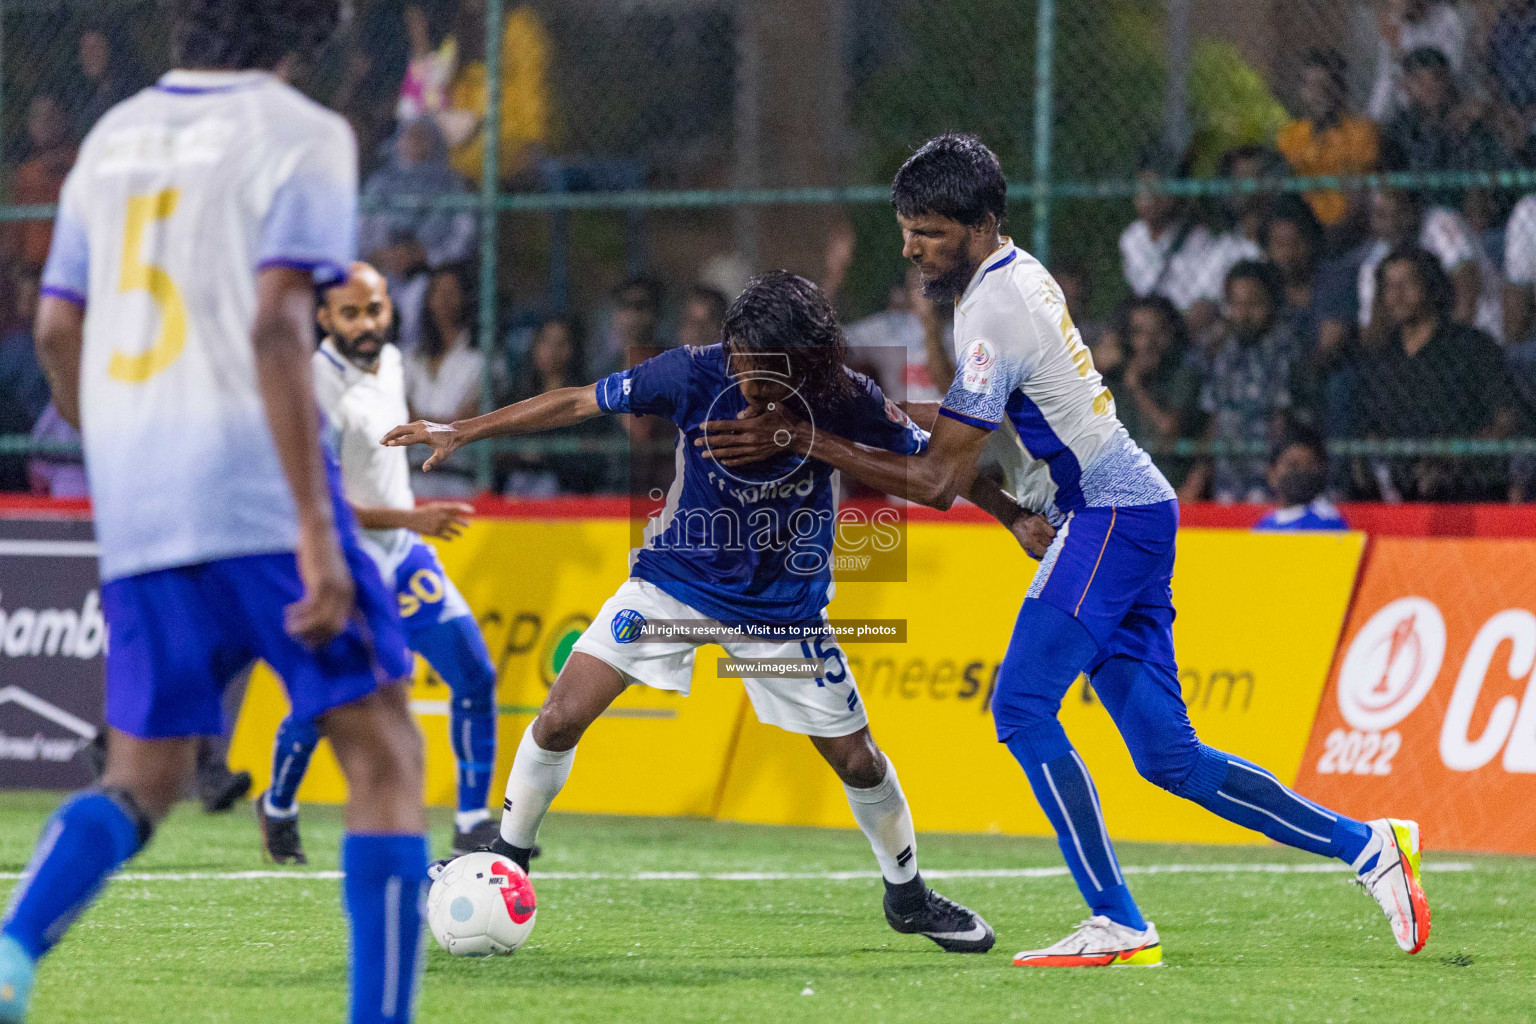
[1296,538,1536,854]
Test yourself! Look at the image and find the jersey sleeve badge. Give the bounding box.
[960,339,997,394]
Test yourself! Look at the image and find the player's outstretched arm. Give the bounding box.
[382,384,602,472]
[353,501,473,540]
[899,401,942,432]
[699,403,992,511]
[35,296,85,428]
[253,266,354,648]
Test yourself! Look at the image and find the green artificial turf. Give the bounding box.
[0,792,1527,1023]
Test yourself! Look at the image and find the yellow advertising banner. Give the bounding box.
[228,517,1362,849]
[228,517,749,818]
[715,526,1365,845]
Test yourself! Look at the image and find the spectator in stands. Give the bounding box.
[405,264,484,495]
[677,284,728,349]
[443,0,552,183]
[1254,421,1348,531]
[584,277,673,497]
[1353,246,1519,501]
[0,264,50,431]
[1381,47,1509,176]
[1368,0,1469,122]
[7,94,76,268]
[356,118,470,280]
[588,276,664,378]
[1505,193,1536,347]
[1098,294,1204,490]
[397,2,457,125]
[498,316,619,495]
[1488,0,1536,129]
[65,27,137,137]
[1277,48,1379,236]
[328,0,413,166]
[1120,149,1215,328]
[1185,261,1306,503]
[0,264,50,491]
[1052,259,1106,353]
[845,266,948,403]
[1357,188,1501,341]
[1266,195,1361,452]
[1188,146,1273,324]
[1265,195,1349,353]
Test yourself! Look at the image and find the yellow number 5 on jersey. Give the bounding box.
[109,189,187,383]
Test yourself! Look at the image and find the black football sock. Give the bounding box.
[884,870,927,915]
[489,835,533,873]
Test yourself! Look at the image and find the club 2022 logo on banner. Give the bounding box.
[1297,538,1536,854]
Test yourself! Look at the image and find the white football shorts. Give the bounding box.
[570,579,868,737]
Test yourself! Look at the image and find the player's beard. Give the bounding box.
[918,258,976,304]
[337,330,385,371]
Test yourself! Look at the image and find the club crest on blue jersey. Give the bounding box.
[611,609,646,644]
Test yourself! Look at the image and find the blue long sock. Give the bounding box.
[342,833,428,1024]
[1173,745,1371,864]
[268,716,321,814]
[412,617,497,816]
[2,791,146,960]
[1005,724,1146,931]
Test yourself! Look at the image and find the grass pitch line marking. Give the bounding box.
[0,862,1474,883]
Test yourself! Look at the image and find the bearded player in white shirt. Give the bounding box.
[702,134,1429,968]
[255,263,504,864]
[0,4,429,1022]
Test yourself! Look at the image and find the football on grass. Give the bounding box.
[427,852,538,956]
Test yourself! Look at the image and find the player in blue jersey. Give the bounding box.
[384,271,1047,953]
[256,263,502,865]
[0,5,428,1023]
[700,136,1428,966]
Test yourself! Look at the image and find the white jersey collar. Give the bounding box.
[157,69,275,95]
[959,238,1019,308]
[319,338,374,385]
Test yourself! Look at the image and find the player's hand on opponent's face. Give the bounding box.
[696,402,805,468]
[288,526,356,649]
[411,502,474,540]
[381,420,461,471]
[1011,511,1057,560]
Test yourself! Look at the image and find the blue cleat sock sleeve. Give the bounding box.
[2,790,147,960]
[341,833,428,1024]
[268,716,322,814]
[1173,744,1372,863]
[413,616,498,815]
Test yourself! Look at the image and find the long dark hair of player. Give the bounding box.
[174,0,340,72]
[721,270,860,411]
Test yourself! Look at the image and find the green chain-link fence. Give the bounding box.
[2,0,1534,503]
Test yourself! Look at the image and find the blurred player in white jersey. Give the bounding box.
[0,5,428,1023]
[702,135,1429,967]
[256,262,503,863]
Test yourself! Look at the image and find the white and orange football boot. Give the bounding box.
[1355,818,1430,954]
[1012,916,1162,968]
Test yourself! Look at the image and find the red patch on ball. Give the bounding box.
[489,859,537,924]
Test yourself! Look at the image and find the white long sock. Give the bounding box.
[844,754,919,884]
[499,720,576,849]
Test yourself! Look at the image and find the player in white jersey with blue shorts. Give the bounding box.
[0,5,428,1023]
[701,135,1430,967]
[256,262,502,863]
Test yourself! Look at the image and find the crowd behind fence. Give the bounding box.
[2,0,1535,506]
